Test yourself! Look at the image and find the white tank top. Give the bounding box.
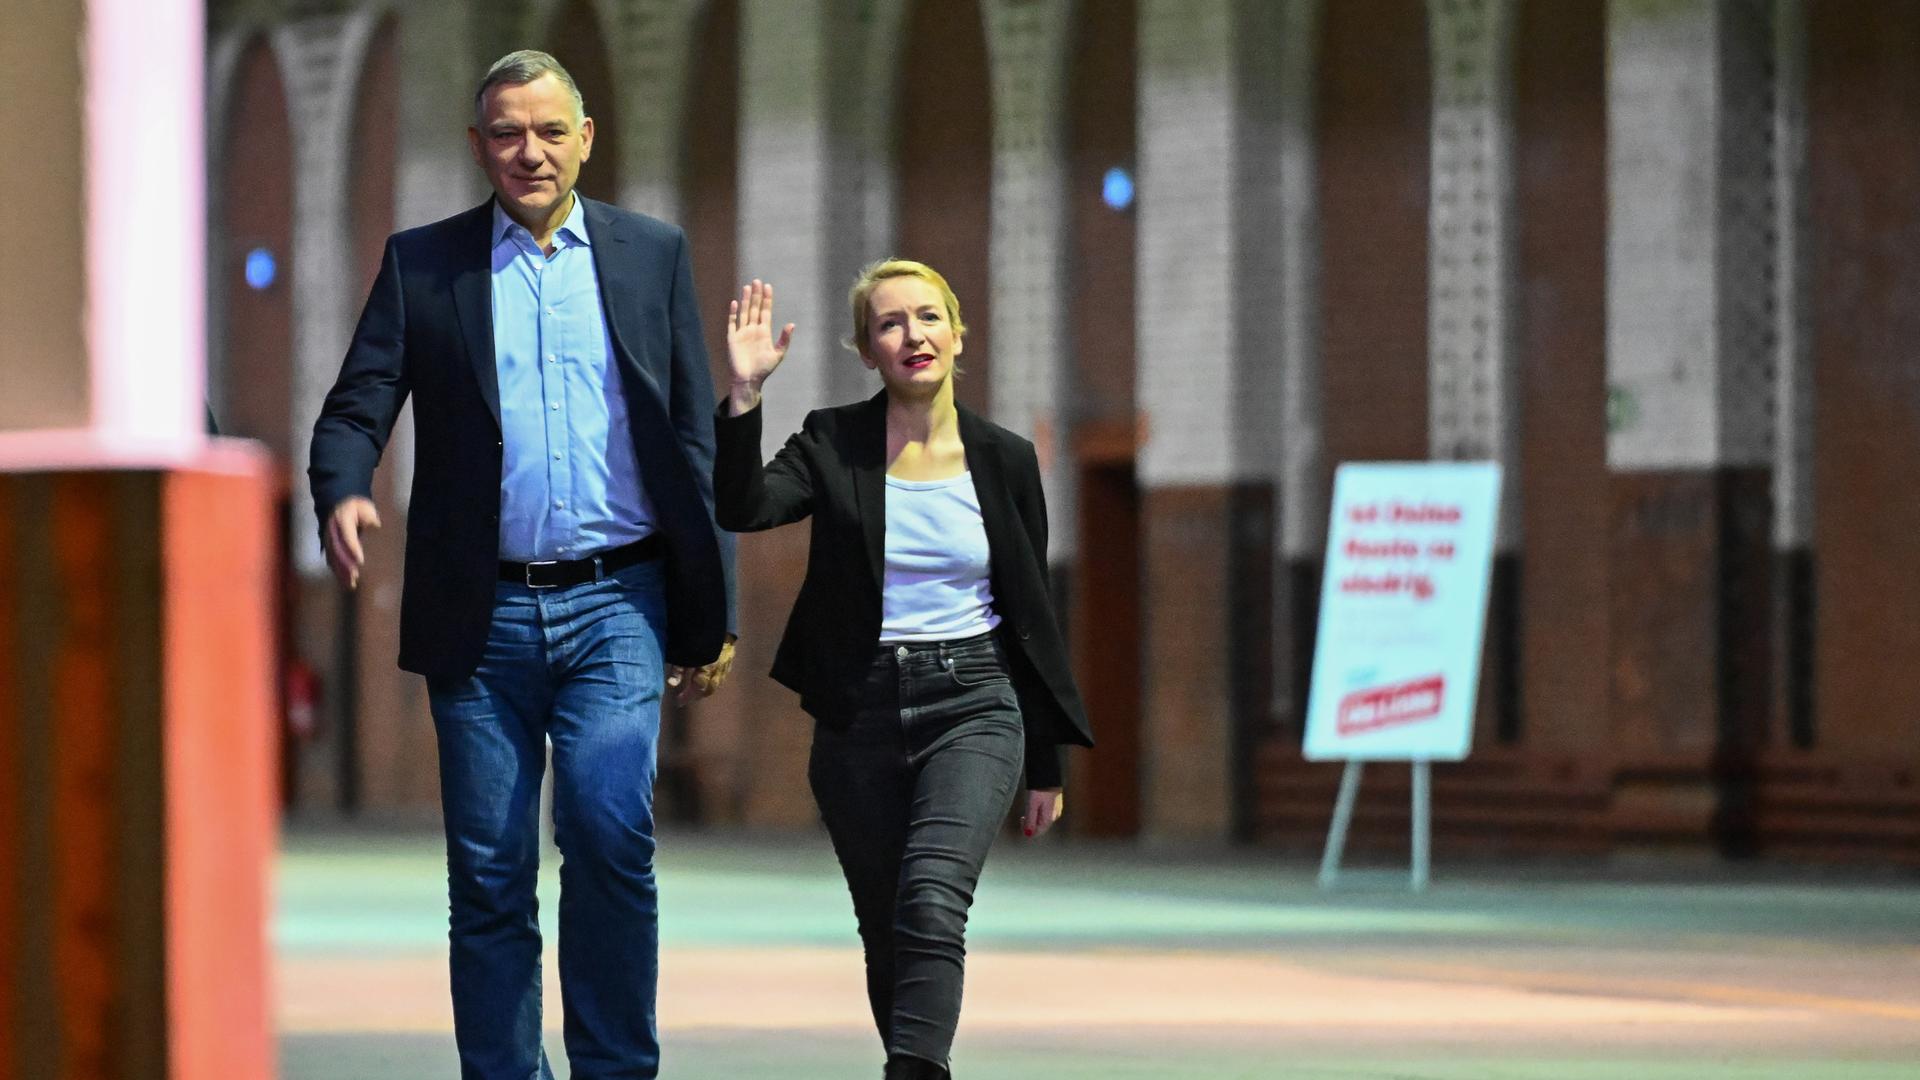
[878,472,1001,643]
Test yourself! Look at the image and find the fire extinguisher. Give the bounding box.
[286,659,321,741]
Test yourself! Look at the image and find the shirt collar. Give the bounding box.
[491,192,593,250]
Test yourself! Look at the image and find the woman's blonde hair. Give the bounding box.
[846,258,967,357]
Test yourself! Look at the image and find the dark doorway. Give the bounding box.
[1065,0,1141,837]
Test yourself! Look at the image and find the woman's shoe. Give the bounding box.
[883,1053,950,1079]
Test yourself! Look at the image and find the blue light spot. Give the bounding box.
[1101,167,1134,211]
[245,248,278,291]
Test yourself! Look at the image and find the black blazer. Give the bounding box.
[309,197,736,680]
[713,392,1092,788]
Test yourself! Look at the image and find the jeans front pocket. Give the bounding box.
[945,652,1012,690]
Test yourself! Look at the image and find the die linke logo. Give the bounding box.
[1337,675,1446,737]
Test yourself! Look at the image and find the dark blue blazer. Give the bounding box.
[309,196,736,680]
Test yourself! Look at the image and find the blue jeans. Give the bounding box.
[426,559,668,1080]
[809,632,1027,1070]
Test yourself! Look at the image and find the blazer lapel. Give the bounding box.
[584,198,668,413]
[452,201,500,428]
[850,391,889,591]
[957,407,1019,570]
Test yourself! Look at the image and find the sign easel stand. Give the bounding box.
[1316,759,1431,892]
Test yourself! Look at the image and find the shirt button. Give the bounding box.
[546,354,557,363]
[554,500,565,509]
[545,307,554,315]
[895,646,908,660]
[532,263,543,272]
[550,402,560,410]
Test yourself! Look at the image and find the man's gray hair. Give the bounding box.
[473,50,585,127]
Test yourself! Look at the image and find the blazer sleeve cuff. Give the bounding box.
[1024,736,1065,790]
[714,398,763,437]
[311,482,373,527]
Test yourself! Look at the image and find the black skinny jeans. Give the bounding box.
[809,632,1026,1068]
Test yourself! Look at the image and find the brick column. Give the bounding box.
[1768,0,1920,863]
[1136,0,1287,841]
[984,0,1074,538]
[723,0,893,825]
[1604,0,1776,851]
[1767,0,1813,757]
[597,0,705,219]
[1249,0,1330,847]
[1253,0,1433,853]
[1271,0,1326,741]
[1427,0,1522,752]
[1510,0,1614,843]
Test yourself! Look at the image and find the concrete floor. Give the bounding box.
[276,827,1920,1079]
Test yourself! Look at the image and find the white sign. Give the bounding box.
[1303,462,1502,761]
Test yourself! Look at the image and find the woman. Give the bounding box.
[714,261,1093,1079]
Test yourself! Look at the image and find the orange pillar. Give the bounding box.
[0,0,277,1075]
[0,460,277,1080]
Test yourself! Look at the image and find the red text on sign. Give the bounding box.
[1337,674,1446,736]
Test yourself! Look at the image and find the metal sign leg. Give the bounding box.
[1318,760,1365,889]
[1410,759,1431,892]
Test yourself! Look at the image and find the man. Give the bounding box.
[309,50,735,1079]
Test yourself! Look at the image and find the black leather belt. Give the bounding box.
[499,534,664,589]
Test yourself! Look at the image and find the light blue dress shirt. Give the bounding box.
[491,195,654,561]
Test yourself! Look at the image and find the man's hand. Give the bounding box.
[667,637,736,703]
[324,496,382,590]
[1022,788,1064,838]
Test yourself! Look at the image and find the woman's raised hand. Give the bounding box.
[725,279,795,415]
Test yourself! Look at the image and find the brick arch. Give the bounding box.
[537,0,713,218]
[822,0,910,405]
[202,24,254,436]
[681,0,740,393]
[472,0,541,66]
[205,23,270,172]
[210,32,296,463]
[344,12,402,297]
[271,7,418,547]
[894,0,993,415]
[545,0,625,205]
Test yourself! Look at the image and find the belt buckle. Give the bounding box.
[524,560,560,589]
